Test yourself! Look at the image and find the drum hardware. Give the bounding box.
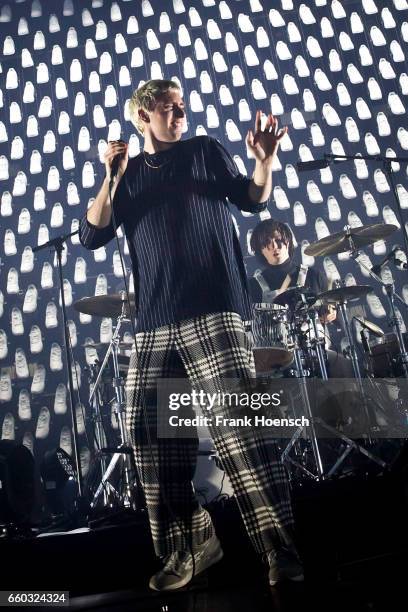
[251,303,294,373]
[350,251,408,380]
[74,292,140,511]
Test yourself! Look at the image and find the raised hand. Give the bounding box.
[104,140,129,179]
[246,111,288,165]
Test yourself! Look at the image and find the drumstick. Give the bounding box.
[279,274,292,293]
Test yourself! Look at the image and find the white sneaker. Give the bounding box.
[314,68,332,91]
[271,93,284,115]
[66,26,78,48]
[293,202,307,226]
[374,169,390,193]
[19,389,31,421]
[72,362,81,391]
[288,21,302,42]
[29,150,42,174]
[307,180,323,204]
[100,318,113,343]
[63,145,75,170]
[283,74,299,95]
[285,164,299,189]
[84,338,98,366]
[94,246,106,263]
[307,35,323,58]
[263,60,278,81]
[45,301,58,328]
[356,252,373,277]
[83,9,94,28]
[366,294,386,318]
[348,211,363,228]
[315,217,330,240]
[382,205,400,227]
[76,404,86,435]
[367,77,382,101]
[31,364,46,394]
[70,59,82,83]
[178,24,191,46]
[26,114,39,137]
[339,174,357,199]
[29,325,43,353]
[0,372,12,402]
[47,166,60,191]
[295,55,310,78]
[95,273,108,296]
[2,413,15,440]
[396,184,408,209]
[299,4,316,25]
[99,51,112,74]
[9,101,22,124]
[88,70,101,93]
[49,14,60,33]
[11,307,24,335]
[105,84,118,107]
[355,157,369,180]
[0,291,4,319]
[51,44,63,65]
[93,104,107,128]
[50,343,63,371]
[226,119,241,142]
[10,135,24,159]
[339,31,354,52]
[1,191,12,216]
[119,66,131,86]
[23,284,38,313]
[238,99,251,122]
[370,25,386,46]
[80,447,91,476]
[273,186,290,210]
[4,228,17,255]
[60,426,72,456]
[238,13,254,33]
[7,267,19,294]
[6,66,18,89]
[18,16,29,34]
[323,103,341,126]
[336,82,351,106]
[188,6,201,26]
[36,62,49,84]
[345,117,360,142]
[399,73,408,96]
[231,64,245,86]
[35,407,50,439]
[82,161,95,188]
[43,129,56,153]
[347,63,364,84]
[68,320,77,347]
[0,329,7,359]
[33,30,45,50]
[41,262,53,289]
[276,41,291,61]
[131,47,144,68]
[291,108,306,129]
[38,223,49,246]
[327,196,341,221]
[13,171,27,196]
[74,257,87,284]
[323,257,340,281]
[390,40,404,63]
[365,132,380,156]
[388,92,405,115]
[54,383,67,415]
[58,111,70,134]
[67,182,80,206]
[301,240,314,267]
[59,279,73,307]
[15,347,29,378]
[359,44,373,66]
[50,202,63,228]
[356,97,372,120]
[213,50,228,72]
[379,58,396,80]
[74,91,86,116]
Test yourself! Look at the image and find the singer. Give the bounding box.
[79,79,303,590]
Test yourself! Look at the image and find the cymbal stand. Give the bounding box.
[308,308,329,381]
[88,300,137,511]
[351,253,408,379]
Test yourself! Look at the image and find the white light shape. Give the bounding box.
[66,26,78,47]
[293,202,307,226]
[363,191,379,217]
[390,40,405,62]
[327,196,341,221]
[291,108,306,129]
[320,16,334,37]
[339,31,354,51]
[225,31,239,53]
[131,47,144,68]
[323,102,341,126]
[307,36,323,58]
[287,21,301,42]
[339,174,357,199]
[303,88,316,112]
[10,101,22,123]
[263,60,278,80]
[226,119,242,142]
[285,164,299,188]
[189,7,202,26]
[310,123,325,146]
[350,12,364,34]
[127,16,139,34]
[347,63,364,84]
[374,169,390,193]
[331,0,346,19]
[356,97,372,120]
[276,40,292,60]
[194,38,208,60]
[238,13,254,33]
[256,26,269,47]
[270,93,284,115]
[58,110,70,134]
[370,26,387,45]
[27,114,39,137]
[307,180,323,203]
[377,112,391,137]
[274,186,290,210]
[269,9,285,27]
[388,91,406,115]
[359,44,373,66]
[21,48,34,68]
[232,65,245,86]
[29,150,42,174]
[299,3,316,24]
[295,55,310,78]
[219,0,232,19]
[345,117,360,142]
[314,68,332,90]
[381,7,396,28]
[23,81,35,103]
[315,217,330,240]
[206,105,219,128]
[99,51,112,74]
[51,44,63,65]
[43,129,56,153]
[200,71,213,93]
[328,49,342,72]
[244,45,259,66]
[47,166,60,191]
[82,9,94,27]
[362,0,378,14]
[178,24,191,46]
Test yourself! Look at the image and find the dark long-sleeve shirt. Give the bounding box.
[79,135,268,332]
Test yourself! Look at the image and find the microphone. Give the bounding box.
[296,159,330,172]
[109,139,126,182]
[371,246,400,274]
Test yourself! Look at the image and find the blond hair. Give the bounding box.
[129,79,181,135]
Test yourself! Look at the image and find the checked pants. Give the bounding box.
[125,311,295,557]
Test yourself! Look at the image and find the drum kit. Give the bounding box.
[71,223,408,509]
[250,223,408,480]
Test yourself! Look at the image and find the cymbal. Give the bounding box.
[73,294,136,318]
[273,286,317,309]
[316,285,373,304]
[304,224,398,257]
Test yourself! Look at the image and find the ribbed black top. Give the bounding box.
[80,135,268,332]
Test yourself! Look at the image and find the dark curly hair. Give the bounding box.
[250,219,294,264]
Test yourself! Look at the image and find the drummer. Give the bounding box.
[248,219,349,374]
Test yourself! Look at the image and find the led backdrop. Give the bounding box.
[0,0,408,474]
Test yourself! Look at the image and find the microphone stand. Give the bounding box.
[33,230,88,518]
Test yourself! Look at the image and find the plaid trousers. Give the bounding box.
[125,312,295,557]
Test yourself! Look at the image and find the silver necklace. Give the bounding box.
[143,150,175,169]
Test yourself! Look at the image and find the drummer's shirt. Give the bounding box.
[79,136,268,333]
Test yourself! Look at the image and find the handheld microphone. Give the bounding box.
[371,246,400,274]
[296,159,330,172]
[108,139,126,182]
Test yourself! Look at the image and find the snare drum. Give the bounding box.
[369,332,408,377]
[251,303,294,372]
